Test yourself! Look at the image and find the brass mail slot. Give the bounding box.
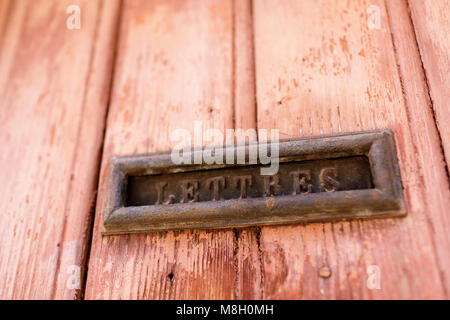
[102,129,405,235]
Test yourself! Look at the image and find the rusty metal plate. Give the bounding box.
[102,129,406,235]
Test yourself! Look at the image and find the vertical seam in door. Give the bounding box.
[232,228,239,299]
[405,0,450,180]
[50,0,104,300]
[384,0,426,191]
[231,0,236,130]
[230,0,240,300]
[79,0,124,300]
[249,0,264,299]
[255,226,264,299]
[250,0,258,138]
[404,0,449,298]
[0,0,13,51]
[385,0,448,298]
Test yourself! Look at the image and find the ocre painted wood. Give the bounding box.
[232,0,261,299]
[0,0,11,46]
[408,0,450,169]
[0,0,118,299]
[253,0,449,299]
[85,0,259,299]
[1,0,448,300]
[52,0,121,299]
[385,0,450,299]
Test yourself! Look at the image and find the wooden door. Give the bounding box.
[0,0,449,299]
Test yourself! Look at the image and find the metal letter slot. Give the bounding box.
[102,129,406,235]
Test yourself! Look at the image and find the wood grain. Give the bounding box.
[408,0,450,168]
[85,0,260,299]
[0,0,118,299]
[0,0,11,46]
[253,0,449,299]
[385,0,450,299]
[52,0,121,299]
[234,0,257,131]
[233,0,262,300]
[2,0,447,300]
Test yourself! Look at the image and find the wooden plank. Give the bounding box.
[234,0,257,131]
[408,0,450,168]
[233,0,262,300]
[253,0,449,299]
[385,0,450,299]
[85,0,260,299]
[52,0,121,299]
[0,0,11,46]
[0,0,118,299]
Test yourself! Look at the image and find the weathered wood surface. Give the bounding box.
[0,0,11,43]
[0,0,119,299]
[0,0,449,300]
[253,0,449,299]
[232,0,262,300]
[408,0,450,168]
[53,0,121,300]
[386,0,450,298]
[85,0,260,299]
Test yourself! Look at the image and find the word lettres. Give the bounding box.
[155,169,338,205]
[126,159,355,207]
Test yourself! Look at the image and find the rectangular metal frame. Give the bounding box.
[102,129,406,235]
